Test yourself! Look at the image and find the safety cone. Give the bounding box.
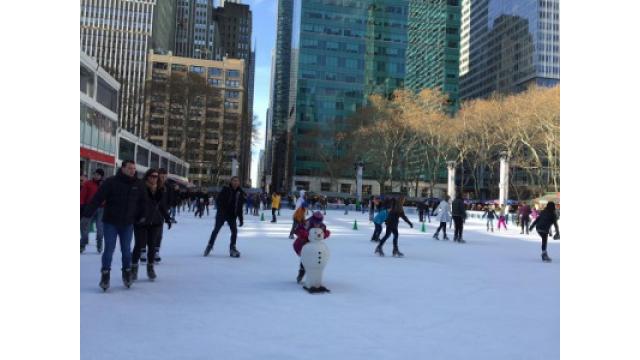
[421,222,426,233]
[353,220,358,230]
[260,212,265,221]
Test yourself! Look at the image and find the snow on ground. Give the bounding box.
[81,208,559,360]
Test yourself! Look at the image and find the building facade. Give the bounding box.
[81,51,120,177]
[459,0,560,99]
[152,0,177,53]
[406,0,462,110]
[289,0,408,191]
[143,51,249,186]
[80,0,156,136]
[175,0,222,60]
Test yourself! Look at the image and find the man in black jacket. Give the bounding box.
[204,177,246,258]
[451,194,467,243]
[82,160,147,291]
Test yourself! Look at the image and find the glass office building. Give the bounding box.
[459,0,560,99]
[406,0,462,110]
[291,0,408,181]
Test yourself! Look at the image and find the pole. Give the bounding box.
[499,151,509,206]
[356,161,364,205]
[447,161,456,200]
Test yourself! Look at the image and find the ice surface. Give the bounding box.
[81,208,559,360]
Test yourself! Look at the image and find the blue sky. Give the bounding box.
[245,0,277,186]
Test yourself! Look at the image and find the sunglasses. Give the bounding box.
[149,174,159,179]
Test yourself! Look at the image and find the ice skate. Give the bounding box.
[541,251,552,263]
[147,264,157,281]
[203,243,213,257]
[122,268,132,288]
[131,264,138,282]
[99,270,110,291]
[230,246,241,258]
[392,248,404,257]
[374,245,384,257]
[296,268,305,284]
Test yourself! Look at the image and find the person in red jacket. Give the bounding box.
[80,168,105,253]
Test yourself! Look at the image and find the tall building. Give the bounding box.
[143,51,249,186]
[152,0,177,53]
[267,0,295,193]
[459,0,560,99]
[175,0,222,60]
[80,0,157,136]
[406,0,462,109]
[287,0,408,192]
[212,1,254,183]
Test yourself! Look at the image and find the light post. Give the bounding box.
[499,151,510,206]
[447,161,456,200]
[231,152,239,178]
[354,160,364,206]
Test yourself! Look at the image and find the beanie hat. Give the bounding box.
[94,168,105,177]
[312,211,324,221]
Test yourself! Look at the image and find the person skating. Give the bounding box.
[194,188,207,218]
[203,177,246,258]
[497,206,508,231]
[82,160,147,291]
[368,196,378,222]
[451,194,467,243]
[375,198,413,257]
[271,192,281,223]
[433,195,451,240]
[519,203,532,234]
[371,200,389,242]
[131,169,172,281]
[80,168,105,254]
[344,198,350,215]
[482,206,497,232]
[289,203,308,239]
[528,202,560,262]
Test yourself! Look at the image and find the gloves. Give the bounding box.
[553,232,560,240]
[409,223,414,228]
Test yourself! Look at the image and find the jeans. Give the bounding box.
[101,223,134,271]
[538,231,549,251]
[521,216,530,234]
[170,207,177,219]
[371,223,383,241]
[453,216,464,240]
[208,213,238,248]
[272,208,278,222]
[379,225,399,248]
[80,208,104,248]
[486,218,494,231]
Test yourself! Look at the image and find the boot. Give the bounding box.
[203,243,213,257]
[374,244,384,257]
[296,266,305,284]
[443,235,449,241]
[140,248,147,263]
[99,270,110,291]
[131,264,139,282]
[96,239,103,254]
[147,264,157,281]
[81,244,86,254]
[230,246,241,258]
[122,268,132,288]
[392,247,404,257]
[541,251,552,262]
[433,233,440,240]
[458,238,466,244]
[154,248,161,264]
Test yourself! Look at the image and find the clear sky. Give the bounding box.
[245,0,277,187]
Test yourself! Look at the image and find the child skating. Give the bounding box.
[528,202,560,262]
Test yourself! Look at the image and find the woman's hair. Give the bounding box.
[143,168,159,181]
[544,202,556,213]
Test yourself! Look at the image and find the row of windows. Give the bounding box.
[81,102,117,155]
[118,137,188,177]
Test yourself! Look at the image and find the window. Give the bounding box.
[136,146,149,167]
[295,181,310,191]
[225,91,240,99]
[80,65,94,96]
[208,67,222,77]
[161,157,169,170]
[340,183,351,194]
[150,153,160,168]
[171,64,187,72]
[153,62,168,70]
[227,70,240,78]
[321,183,331,192]
[118,138,135,161]
[96,78,118,113]
[191,66,205,74]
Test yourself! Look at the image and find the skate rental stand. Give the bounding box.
[300,228,330,294]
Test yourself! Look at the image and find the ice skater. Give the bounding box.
[519,203,532,234]
[203,177,246,258]
[451,194,467,243]
[370,199,389,242]
[433,195,451,240]
[497,206,508,231]
[375,197,413,257]
[289,203,307,239]
[528,202,560,262]
[482,206,497,232]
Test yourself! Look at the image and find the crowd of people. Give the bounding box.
[81,160,560,291]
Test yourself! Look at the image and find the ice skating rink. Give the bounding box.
[81,208,559,360]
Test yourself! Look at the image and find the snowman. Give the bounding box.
[300,227,330,293]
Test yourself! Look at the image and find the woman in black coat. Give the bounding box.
[132,169,172,280]
[529,201,560,262]
[375,198,413,257]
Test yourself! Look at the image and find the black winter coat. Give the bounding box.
[83,170,147,226]
[215,186,246,220]
[385,210,413,228]
[529,210,559,234]
[137,186,171,227]
[451,198,467,218]
[163,179,178,207]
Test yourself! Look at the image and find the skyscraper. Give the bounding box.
[459,0,560,99]
[80,0,157,135]
[175,0,221,60]
[152,0,177,53]
[287,0,408,192]
[406,0,462,110]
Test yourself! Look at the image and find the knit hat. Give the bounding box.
[94,168,105,177]
[312,211,324,221]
